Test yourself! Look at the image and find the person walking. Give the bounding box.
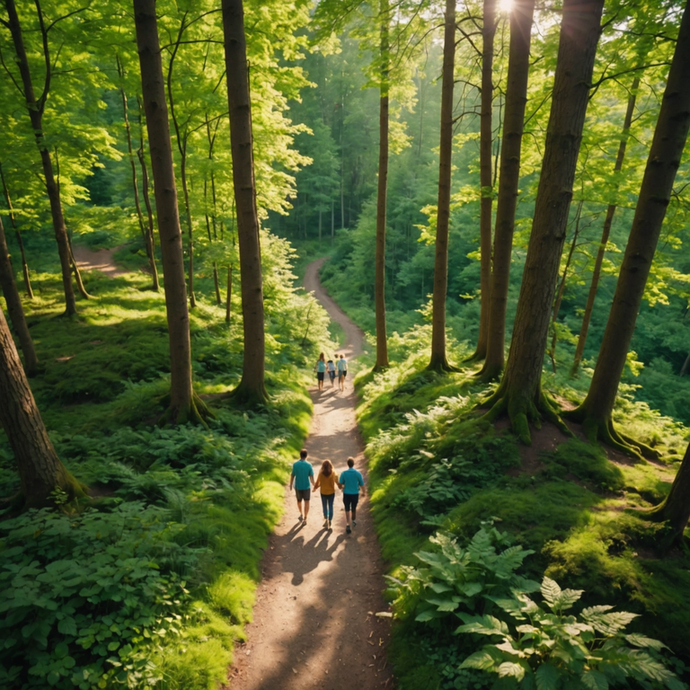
[337,353,348,391]
[313,459,339,530]
[314,352,327,391]
[326,357,336,387]
[338,457,365,534]
[289,449,314,524]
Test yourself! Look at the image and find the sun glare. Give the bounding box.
[499,0,514,13]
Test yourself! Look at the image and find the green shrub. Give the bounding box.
[0,504,194,689]
[458,576,685,690]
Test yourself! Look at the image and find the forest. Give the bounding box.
[1,0,690,688]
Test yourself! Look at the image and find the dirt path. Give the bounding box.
[228,258,392,690]
[72,245,130,278]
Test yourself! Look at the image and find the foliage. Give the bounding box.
[458,576,685,690]
[389,524,538,625]
[0,503,192,689]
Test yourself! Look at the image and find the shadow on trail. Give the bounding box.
[277,523,346,585]
[249,528,388,689]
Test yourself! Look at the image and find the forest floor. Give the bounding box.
[72,244,130,278]
[227,258,394,690]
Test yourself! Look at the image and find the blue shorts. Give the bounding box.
[317,372,325,381]
[343,493,359,512]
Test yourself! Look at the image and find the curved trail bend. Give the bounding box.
[229,258,392,689]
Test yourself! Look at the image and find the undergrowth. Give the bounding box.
[0,252,332,689]
[354,325,690,689]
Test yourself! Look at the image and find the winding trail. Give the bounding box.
[228,258,393,690]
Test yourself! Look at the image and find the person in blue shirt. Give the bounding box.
[314,352,327,391]
[289,449,315,524]
[338,456,365,534]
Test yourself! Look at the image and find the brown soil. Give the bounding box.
[72,245,130,278]
[228,258,393,690]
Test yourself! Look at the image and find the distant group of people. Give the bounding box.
[314,353,348,392]
[289,449,365,534]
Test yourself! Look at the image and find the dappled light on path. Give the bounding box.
[229,260,392,689]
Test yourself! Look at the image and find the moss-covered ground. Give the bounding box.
[0,250,333,689]
[353,327,690,690]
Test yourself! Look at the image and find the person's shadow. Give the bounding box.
[278,521,346,585]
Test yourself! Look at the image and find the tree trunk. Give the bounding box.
[570,78,640,377]
[117,66,159,289]
[548,201,582,372]
[226,264,233,325]
[0,215,38,377]
[136,98,160,291]
[473,0,497,361]
[680,352,690,377]
[0,165,33,299]
[67,235,91,300]
[4,0,76,316]
[429,0,457,372]
[565,6,690,456]
[483,0,605,444]
[646,442,690,548]
[374,0,390,371]
[479,0,536,381]
[0,305,83,508]
[133,0,206,424]
[222,0,268,405]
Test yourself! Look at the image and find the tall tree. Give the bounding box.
[429,0,457,371]
[570,77,640,377]
[483,0,605,443]
[0,215,37,376]
[647,441,690,548]
[1,0,77,315]
[565,3,690,455]
[478,0,536,381]
[472,0,497,361]
[133,0,207,424]
[0,164,33,299]
[222,0,268,404]
[374,0,391,370]
[0,305,82,508]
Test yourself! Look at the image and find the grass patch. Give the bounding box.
[354,326,690,689]
[0,253,326,688]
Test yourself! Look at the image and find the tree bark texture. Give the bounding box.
[0,165,33,299]
[118,72,159,290]
[475,0,497,360]
[0,215,38,376]
[222,0,268,404]
[570,78,639,377]
[567,5,690,453]
[136,136,160,291]
[646,442,690,547]
[374,0,390,370]
[484,0,604,443]
[0,306,82,507]
[133,0,198,423]
[429,0,456,372]
[4,0,76,315]
[480,0,535,381]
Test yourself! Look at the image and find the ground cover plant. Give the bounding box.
[0,253,332,689]
[353,326,690,690]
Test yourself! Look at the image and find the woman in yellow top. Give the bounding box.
[313,459,339,530]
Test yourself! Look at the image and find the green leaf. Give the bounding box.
[58,618,78,636]
[497,662,525,681]
[460,649,498,671]
[581,670,609,690]
[456,614,510,636]
[624,633,668,651]
[536,664,560,690]
[540,577,562,607]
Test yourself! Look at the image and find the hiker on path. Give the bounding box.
[327,358,336,387]
[314,459,339,530]
[337,354,348,391]
[338,457,365,534]
[289,449,314,524]
[315,352,327,391]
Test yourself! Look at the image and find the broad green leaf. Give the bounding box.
[581,670,609,690]
[536,663,560,690]
[497,662,526,681]
[460,649,499,671]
